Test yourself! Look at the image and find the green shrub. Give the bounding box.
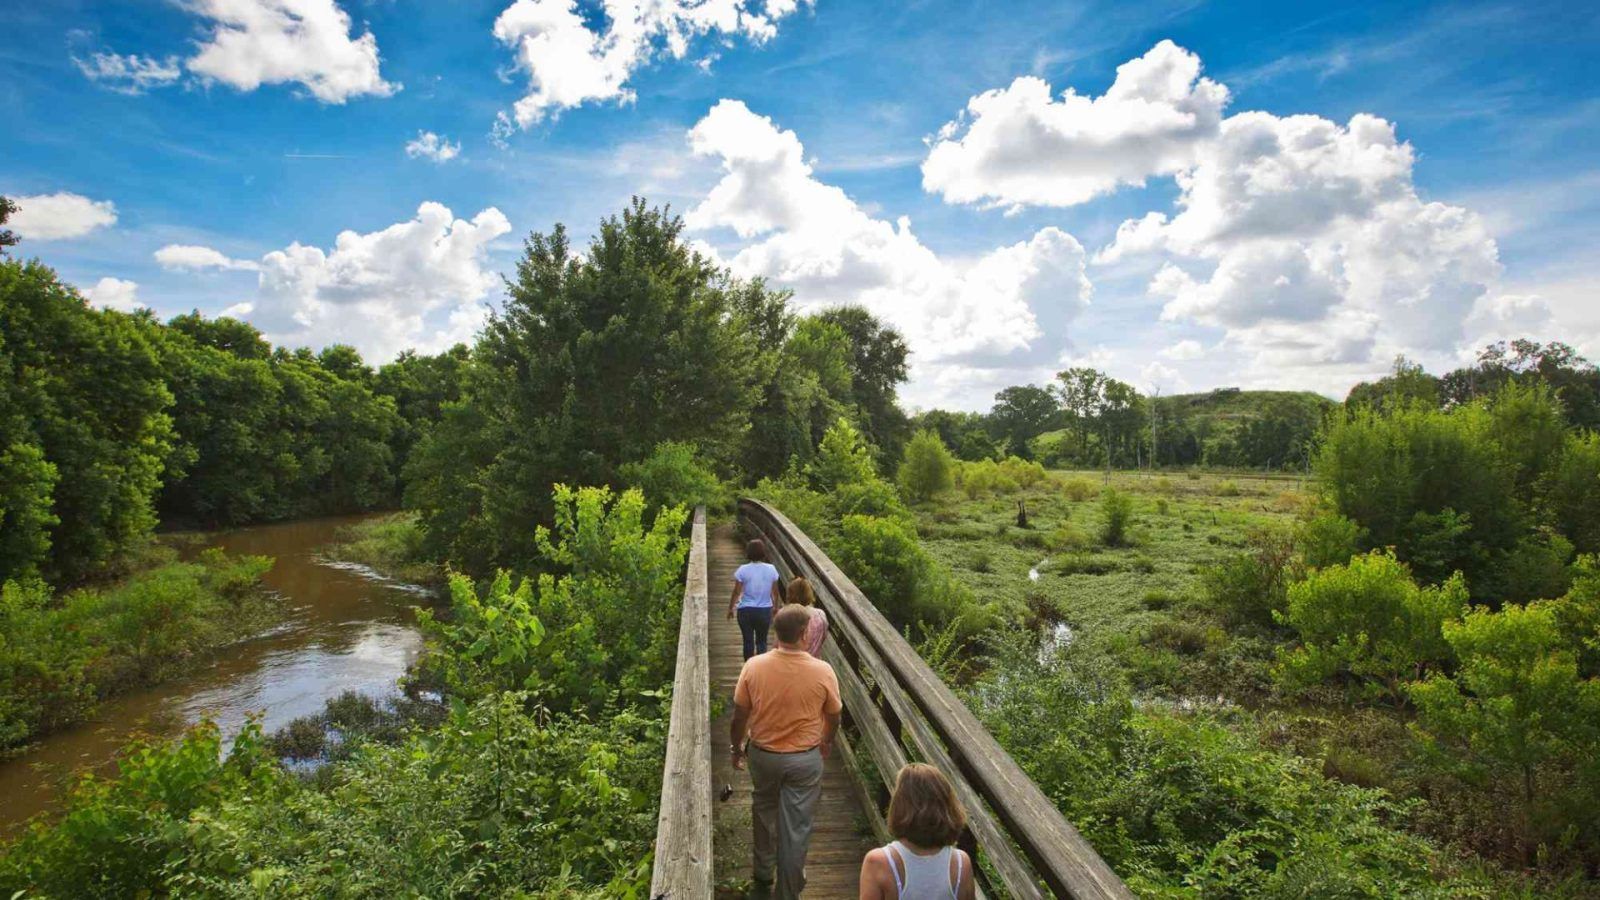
[1409,599,1600,871]
[0,719,278,897]
[328,512,439,585]
[0,551,274,751]
[897,430,956,502]
[969,638,1512,896]
[1099,488,1134,547]
[1200,528,1298,627]
[1215,479,1241,497]
[1278,550,1467,704]
[618,440,730,514]
[1141,590,1176,610]
[416,485,687,713]
[1144,619,1221,655]
[1047,522,1090,552]
[999,456,1048,488]
[1061,477,1096,502]
[833,514,989,636]
[967,549,993,573]
[1296,510,1364,570]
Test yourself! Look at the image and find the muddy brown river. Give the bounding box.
[0,514,436,833]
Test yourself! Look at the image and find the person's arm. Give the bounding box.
[858,848,890,900]
[728,578,742,620]
[819,709,841,758]
[956,849,976,900]
[729,700,751,770]
[770,576,783,608]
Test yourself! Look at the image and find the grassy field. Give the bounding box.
[914,468,1310,700]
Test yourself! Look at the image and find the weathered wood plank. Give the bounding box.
[650,507,713,900]
[741,499,1134,900]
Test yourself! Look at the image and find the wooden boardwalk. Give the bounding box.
[707,522,875,898]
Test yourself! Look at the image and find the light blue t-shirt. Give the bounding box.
[735,561,781,609]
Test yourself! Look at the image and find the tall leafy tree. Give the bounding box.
[0,260,173,584]
[814,305,910,465]
[0,196,19,255]
[409,200,775,572]
[988,385,1060,458]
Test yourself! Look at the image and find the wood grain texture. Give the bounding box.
[652,508,714,900]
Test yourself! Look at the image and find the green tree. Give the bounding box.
[808,418,879,491]
[1054,367,1107,461]
[0,196,18,254]
[1408,600,1600,867]
[1278,550,1466,704]
[897,429,955,502]
[1541,431,1600,554]
[0,260,173,584]
[1344,356,1440,411]
[815,305,911,465]
[410,200,771,573]
[988,385,1060,458]
[618,440,728,513]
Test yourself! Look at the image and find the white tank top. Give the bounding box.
[883,841,962,900]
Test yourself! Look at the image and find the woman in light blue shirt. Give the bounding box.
[728,539,782,659]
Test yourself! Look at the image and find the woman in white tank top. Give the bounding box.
[858,764,976,900]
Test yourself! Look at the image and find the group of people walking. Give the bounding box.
[728,539,976,900]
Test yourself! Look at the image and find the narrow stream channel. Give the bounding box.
[0,514,435,833]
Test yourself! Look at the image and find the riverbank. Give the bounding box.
[0,546,276,756]
[323,512,443,588]
[0,513,438,833]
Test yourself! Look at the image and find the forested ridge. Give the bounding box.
[3,196,1600,896]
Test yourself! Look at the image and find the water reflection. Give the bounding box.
[0,514,434,832]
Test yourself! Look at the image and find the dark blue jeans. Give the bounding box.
[737,606,772,660]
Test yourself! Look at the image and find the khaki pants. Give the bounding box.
[748,745,823,899]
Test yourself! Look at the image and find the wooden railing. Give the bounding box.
[740,499,1132,900]
[649,506,711,899]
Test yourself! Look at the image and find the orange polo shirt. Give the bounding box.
[734,648,843,752]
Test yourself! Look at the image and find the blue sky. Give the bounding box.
[4,0,1597,409]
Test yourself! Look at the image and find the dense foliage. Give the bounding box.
[1316,380,1594,603]
[0,260,174,585]
[0,486,680,897]
[0,255,460,586]
[0,549,273,751]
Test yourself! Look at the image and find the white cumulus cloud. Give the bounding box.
[155,244,261,271]
[73,52,182,94]
[492,0,809,130]
[1160,339,1203,360]
[922,40,1228,209]
[8,192,118,241]
[166,203,511,359]
[927,40,1508,385]
[685,99,1092,400]
[83,277,144,312]
[186,0,398,102]
[80,0,397,104]
[405,131,461,163]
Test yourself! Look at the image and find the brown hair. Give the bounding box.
[745,539,768,562]
[786,576,816,607]
[773,604,812,644]
[887,763,966,848]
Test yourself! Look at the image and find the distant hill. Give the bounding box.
[1152,388,1335,469]
[1160,387,1336,420]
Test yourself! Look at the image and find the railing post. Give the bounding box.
[649,507,712,899]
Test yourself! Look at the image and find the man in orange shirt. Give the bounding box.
[730,604,843,899]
